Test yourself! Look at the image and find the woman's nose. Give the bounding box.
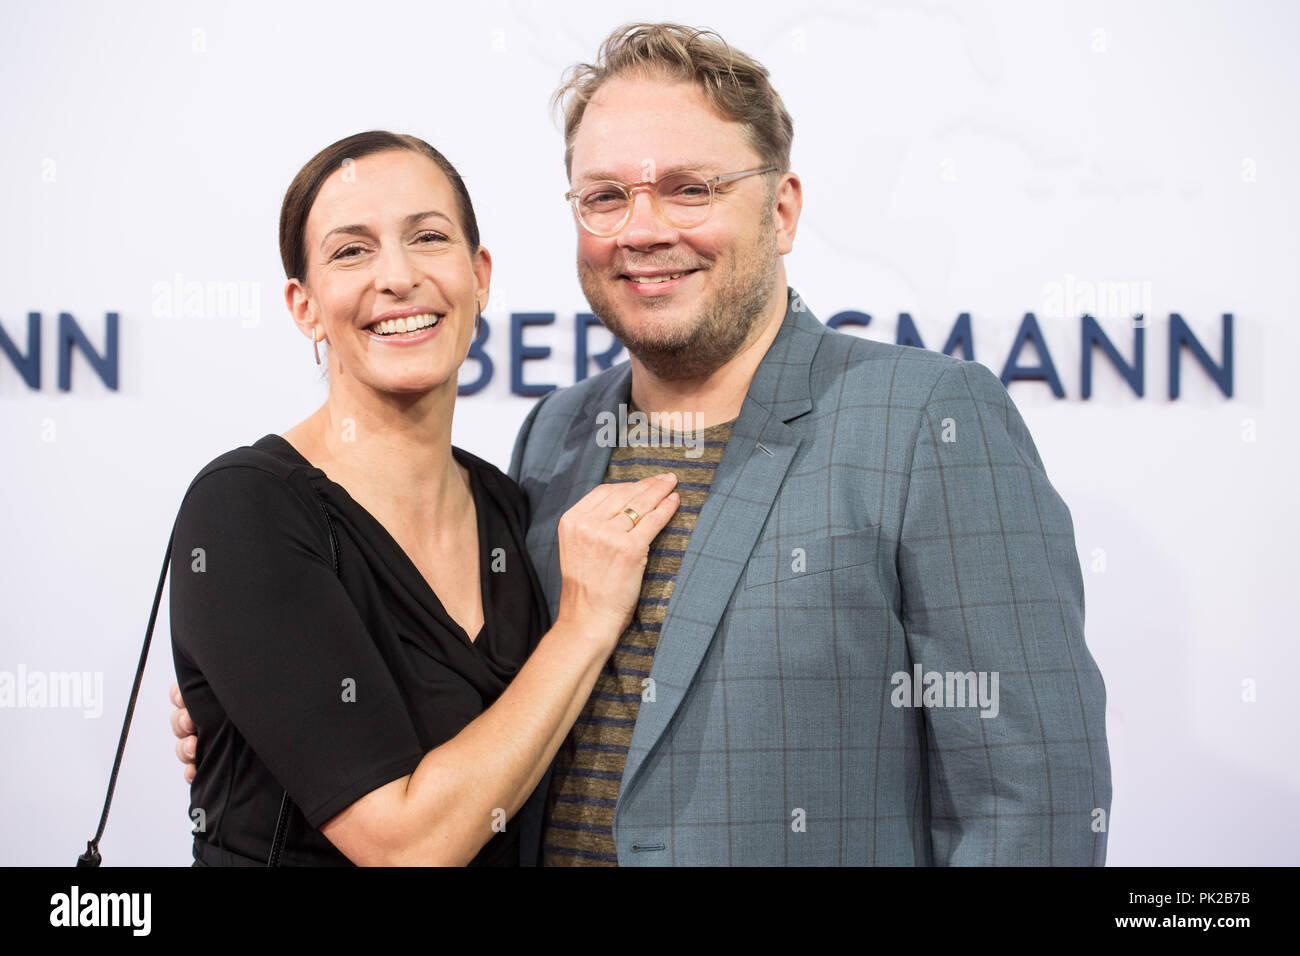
[373,245,421,297]
[379,273,415,297]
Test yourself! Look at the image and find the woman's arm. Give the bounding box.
[321,615,610,865]
[172,464,678,866]
[323,472,681,865]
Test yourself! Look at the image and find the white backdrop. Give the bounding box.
[2,0,1296,866]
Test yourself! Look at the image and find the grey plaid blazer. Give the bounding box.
[508,287,1111,866]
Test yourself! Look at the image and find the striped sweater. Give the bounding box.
[541,412,737,865]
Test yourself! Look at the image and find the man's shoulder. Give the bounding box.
[508,363,630,481]
[809,325,987,408]
[530,361,631,427]
[517,323,1006,446]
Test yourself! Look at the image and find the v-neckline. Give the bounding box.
[261,433,490,648]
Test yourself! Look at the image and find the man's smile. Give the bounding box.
[619,268,701,295]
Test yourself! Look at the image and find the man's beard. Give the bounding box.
[578,214,780,383]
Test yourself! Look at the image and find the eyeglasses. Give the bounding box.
[565,166,780,237]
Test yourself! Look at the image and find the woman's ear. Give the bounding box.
[472,245,493,313]
[285,278,319,341]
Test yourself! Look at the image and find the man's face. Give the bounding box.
[568,74,782,382]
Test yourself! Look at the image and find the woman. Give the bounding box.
[167,130,679,866]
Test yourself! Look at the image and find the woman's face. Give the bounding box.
[289,149,489,397]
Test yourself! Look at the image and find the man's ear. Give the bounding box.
[772,172,803,256]
[285,278,318,341]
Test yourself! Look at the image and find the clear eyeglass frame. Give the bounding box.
[564,166,781,237]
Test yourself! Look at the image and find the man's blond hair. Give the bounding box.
[552,22,794,182]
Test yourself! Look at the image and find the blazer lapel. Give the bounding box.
[618,288,828,804]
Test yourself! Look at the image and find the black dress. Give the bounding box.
[169,434,549,866]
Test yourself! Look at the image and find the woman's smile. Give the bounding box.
[362,308,446,345]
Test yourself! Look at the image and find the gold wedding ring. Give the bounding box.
[620,506,641,530]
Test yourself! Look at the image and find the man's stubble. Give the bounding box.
[578,208,781,383]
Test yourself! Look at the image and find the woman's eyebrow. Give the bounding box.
[320,211,454,249]
[407,210,454,227]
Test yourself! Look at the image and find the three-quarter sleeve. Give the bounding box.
[170,464,425,829]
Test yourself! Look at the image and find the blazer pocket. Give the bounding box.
[743,528,879,590]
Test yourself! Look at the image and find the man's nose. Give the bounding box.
[618,187,677,249]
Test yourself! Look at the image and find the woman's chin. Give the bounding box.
[361,367,459,398]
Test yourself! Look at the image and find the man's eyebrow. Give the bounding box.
[576,164,723,184]
[320,210,453,250]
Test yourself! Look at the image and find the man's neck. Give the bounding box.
[627,285,790,429]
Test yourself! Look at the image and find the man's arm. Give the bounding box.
[897,361,1111,865]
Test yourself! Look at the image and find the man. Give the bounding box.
[508,22,1110,867]
[175,22,1111,865]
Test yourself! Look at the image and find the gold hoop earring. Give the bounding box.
[312,328,323,365]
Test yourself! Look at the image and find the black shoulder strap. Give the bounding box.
[78,479,339,867]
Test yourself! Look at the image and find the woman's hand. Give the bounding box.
[554,473,680,641]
